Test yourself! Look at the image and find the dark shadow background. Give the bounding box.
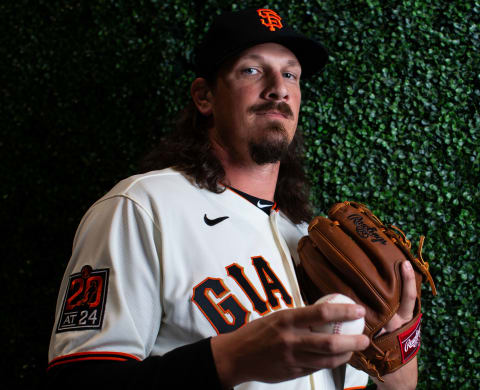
[2,1,479,388]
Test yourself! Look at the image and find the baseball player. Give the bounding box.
[47,8,419,390]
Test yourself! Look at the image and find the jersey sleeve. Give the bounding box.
[47,194,224,387]
[49,195,162,361]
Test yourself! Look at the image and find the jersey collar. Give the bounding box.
[227,186,277,215]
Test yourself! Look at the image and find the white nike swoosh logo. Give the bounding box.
[257,200,273,209]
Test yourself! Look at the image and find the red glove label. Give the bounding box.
[398,314,422,363]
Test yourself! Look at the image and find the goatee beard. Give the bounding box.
[248,124,289,165]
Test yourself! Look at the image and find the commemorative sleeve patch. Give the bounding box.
[56,265,109,333]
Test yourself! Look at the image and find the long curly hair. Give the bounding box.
[139,102,312,224]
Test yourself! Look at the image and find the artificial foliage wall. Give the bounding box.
[2,0,479,388]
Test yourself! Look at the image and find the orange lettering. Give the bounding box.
[257,9,283,32]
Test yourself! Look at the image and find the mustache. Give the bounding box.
[248,102,294,119]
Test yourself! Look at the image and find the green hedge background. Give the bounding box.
[2,0,479,388]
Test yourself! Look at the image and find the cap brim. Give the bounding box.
[201,36,328,79]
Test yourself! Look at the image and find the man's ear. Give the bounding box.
[191,77,213,116]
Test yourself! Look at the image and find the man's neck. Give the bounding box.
[222,162,280,201]
[211,138,280,201]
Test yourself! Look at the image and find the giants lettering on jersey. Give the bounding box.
[192,256,293,334]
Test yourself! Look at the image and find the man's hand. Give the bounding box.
[374,261,418,390]
[211,301,369,388]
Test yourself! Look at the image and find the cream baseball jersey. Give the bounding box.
[48,168,367,389]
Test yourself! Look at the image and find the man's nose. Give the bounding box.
[262,72,289,101]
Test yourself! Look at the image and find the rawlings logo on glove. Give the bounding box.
[347,214,387,244]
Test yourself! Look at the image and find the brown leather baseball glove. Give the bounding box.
[297,201,436,381]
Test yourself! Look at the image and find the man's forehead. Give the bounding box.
[233,43,301,68]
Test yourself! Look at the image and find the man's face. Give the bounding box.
[208,42,302,165]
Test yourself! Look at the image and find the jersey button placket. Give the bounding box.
[268,212,304,309]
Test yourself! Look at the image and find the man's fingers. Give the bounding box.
[292,302,365,329]
[301,332,370,354]
[293,349,355,370]
[397,261,417,320]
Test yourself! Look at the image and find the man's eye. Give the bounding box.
[284,72,297,80]
[242,67,259,75]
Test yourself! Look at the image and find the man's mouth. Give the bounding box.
[256,110,289,119]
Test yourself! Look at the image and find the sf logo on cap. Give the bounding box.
[257,9,283,31]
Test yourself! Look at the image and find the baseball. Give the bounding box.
[311,293,365,335]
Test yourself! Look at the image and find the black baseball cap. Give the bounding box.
[195,8,328,79]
